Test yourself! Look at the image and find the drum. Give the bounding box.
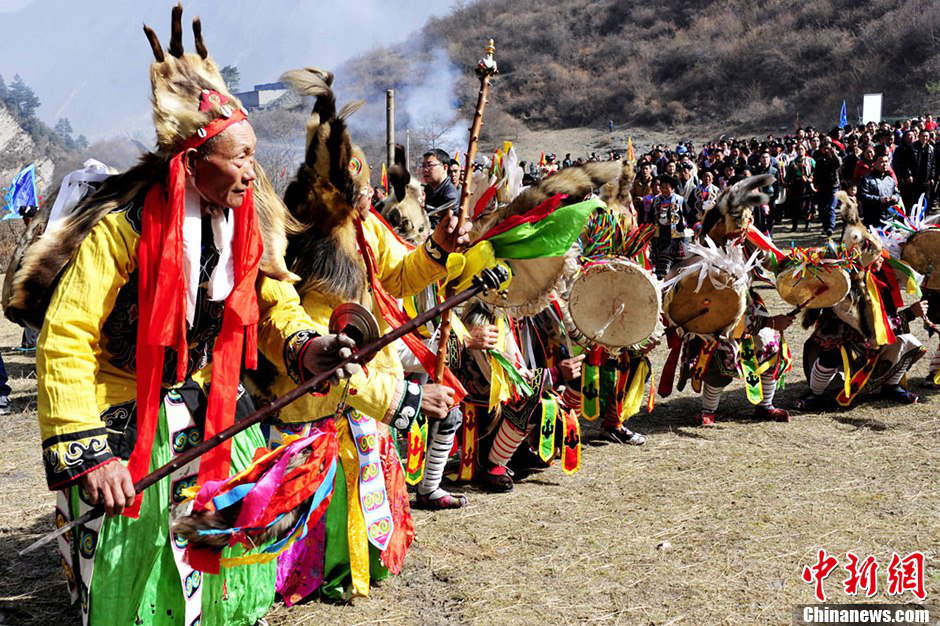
[664,268,746,335]
[566,258,661,349]
[776,264,851,309]
[901,228,940,290]
[480,251,579,317]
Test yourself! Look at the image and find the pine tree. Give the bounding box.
[8,74,40,119]
[75,134,89,150]
[55,117,73,139]
[0,74,7,108]
[220,65,240,93]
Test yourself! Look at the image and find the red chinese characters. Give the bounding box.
[843,552,879,597]
[801,550,927,602]
[802,549,840,602]
[886,552,926,601]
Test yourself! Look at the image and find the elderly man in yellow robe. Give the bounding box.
[21,8,355,625]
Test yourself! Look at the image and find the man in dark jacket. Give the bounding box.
[907,130,936,209]
[813,139,842,236]
[422,148,459,225]
[860,155,901,226]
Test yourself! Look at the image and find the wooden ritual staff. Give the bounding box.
[434,39,499,381]
[21,268,508,556]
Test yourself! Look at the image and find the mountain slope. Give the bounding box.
[342,0,940,136]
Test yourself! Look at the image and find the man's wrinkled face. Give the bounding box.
[188,121,257,209]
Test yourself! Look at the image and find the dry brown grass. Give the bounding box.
[1,224,939,625]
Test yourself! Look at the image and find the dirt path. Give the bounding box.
[1,224,938,625]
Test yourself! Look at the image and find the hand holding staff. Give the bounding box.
[21,266,510,556]
[434,39,499,381]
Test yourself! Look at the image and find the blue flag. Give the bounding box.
[2,163,38,220]
[839,100,848,129]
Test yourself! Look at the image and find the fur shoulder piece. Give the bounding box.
[2,154,165,329]
[599,159,638,231]
[472,161,621,239]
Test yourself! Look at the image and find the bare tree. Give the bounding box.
[250,109,307,194]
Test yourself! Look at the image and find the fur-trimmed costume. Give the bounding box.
[23,8,324,624]
[258,68,453,602]
[662,177,792,425]
[797,193,926,408]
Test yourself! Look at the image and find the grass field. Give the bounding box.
[1,225,938,626]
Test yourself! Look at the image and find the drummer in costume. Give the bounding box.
[872,195,940,389]
[455,162,620,489]
[795,192,928,410]
[553,157,661,444]
[254,68,472,601]
[660,176,794,426]
[9,8,356,624]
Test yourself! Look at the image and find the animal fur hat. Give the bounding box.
[2,4,297,329]
[699,174,773,246]
[838,190,883,267]
[280,67,373,301]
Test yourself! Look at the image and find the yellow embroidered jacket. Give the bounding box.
[266,214,446,425]
[37,202,319,489]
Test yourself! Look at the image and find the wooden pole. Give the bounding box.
[405,129,411,172]
[434,40,498,381]
[20,268,507,556]
[386,89,395,168]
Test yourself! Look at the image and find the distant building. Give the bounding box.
[235,81,288,111]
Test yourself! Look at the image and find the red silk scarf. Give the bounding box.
[127,109,263,517]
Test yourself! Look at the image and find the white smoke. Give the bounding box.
[338,46,468,173]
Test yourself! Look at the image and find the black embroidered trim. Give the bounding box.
[283,329,317,384]
[43,431,113,489]
[423,237,447,265]
[392,380,424,431]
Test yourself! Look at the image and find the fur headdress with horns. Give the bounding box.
[281,67,373,301]
[2,4,297,329]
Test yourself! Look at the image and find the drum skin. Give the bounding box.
[665,270,745,335]
[776,265,850,309]
[568,259,660,349]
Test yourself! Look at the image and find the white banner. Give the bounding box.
[862,93,883,124]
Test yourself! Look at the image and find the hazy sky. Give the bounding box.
[0,0,455,141]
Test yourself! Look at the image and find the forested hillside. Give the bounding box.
[340,0,940,136]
